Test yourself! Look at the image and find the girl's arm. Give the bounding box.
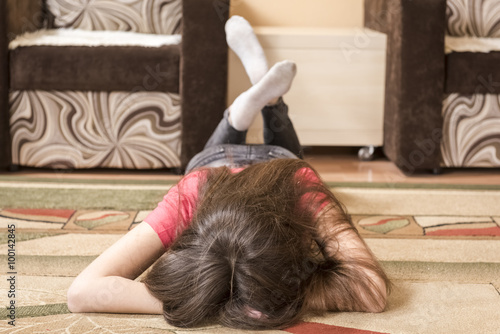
[306,206,389,313]
[67,221,166,314]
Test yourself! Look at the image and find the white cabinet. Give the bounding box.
[227,27,387,147]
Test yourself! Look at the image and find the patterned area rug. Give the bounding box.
[1,177,500,333]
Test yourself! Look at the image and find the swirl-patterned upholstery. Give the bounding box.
[442,1,500,168]
[46,0,182,34]
[442,94,500,167]
[365,0,500,171]
[10,91,182,169]
[1,0,230,170]
[446,0,500,37]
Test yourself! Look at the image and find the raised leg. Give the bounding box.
[228,60,297,132]
[203,109,247,149]
[226,15,269,85]
[204,61,297,149]
[262,99,303,159]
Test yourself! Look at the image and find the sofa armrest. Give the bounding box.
[5,0,45,39]
[364,0,447,173]
[180,0,229,169]
[0,1,11,169]
[0,0,45,169]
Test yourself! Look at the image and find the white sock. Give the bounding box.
[226,15,269,85]
[229,60,297,131]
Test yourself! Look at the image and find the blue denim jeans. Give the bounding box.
[185,99,303,173]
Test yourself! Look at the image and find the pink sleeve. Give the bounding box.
[144,171,206,248]
[297,167,329,215]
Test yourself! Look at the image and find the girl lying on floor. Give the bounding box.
[67,16,390,330]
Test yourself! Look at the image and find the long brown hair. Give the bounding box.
[143,159,389,329]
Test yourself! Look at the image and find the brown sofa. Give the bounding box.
[0,0,230,171]
[365,0,500,173]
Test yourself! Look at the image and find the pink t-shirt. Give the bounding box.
[145,167,326,248]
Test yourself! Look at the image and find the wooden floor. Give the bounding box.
[304,149,500,185]
[4,147,500,185]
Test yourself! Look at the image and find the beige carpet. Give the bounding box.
[1,180,500,333]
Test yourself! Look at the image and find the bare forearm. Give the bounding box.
[68,276,163,314]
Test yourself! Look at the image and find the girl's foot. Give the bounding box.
[226,15,269,85]
[228,60,297,131]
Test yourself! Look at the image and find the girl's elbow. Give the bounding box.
[67,281,88,313]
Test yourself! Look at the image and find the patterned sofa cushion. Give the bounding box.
[10,90,181,169]
[443,1,500,168]
[46,0,182,34]
[446,0,500,37]
[441,93,500,167]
